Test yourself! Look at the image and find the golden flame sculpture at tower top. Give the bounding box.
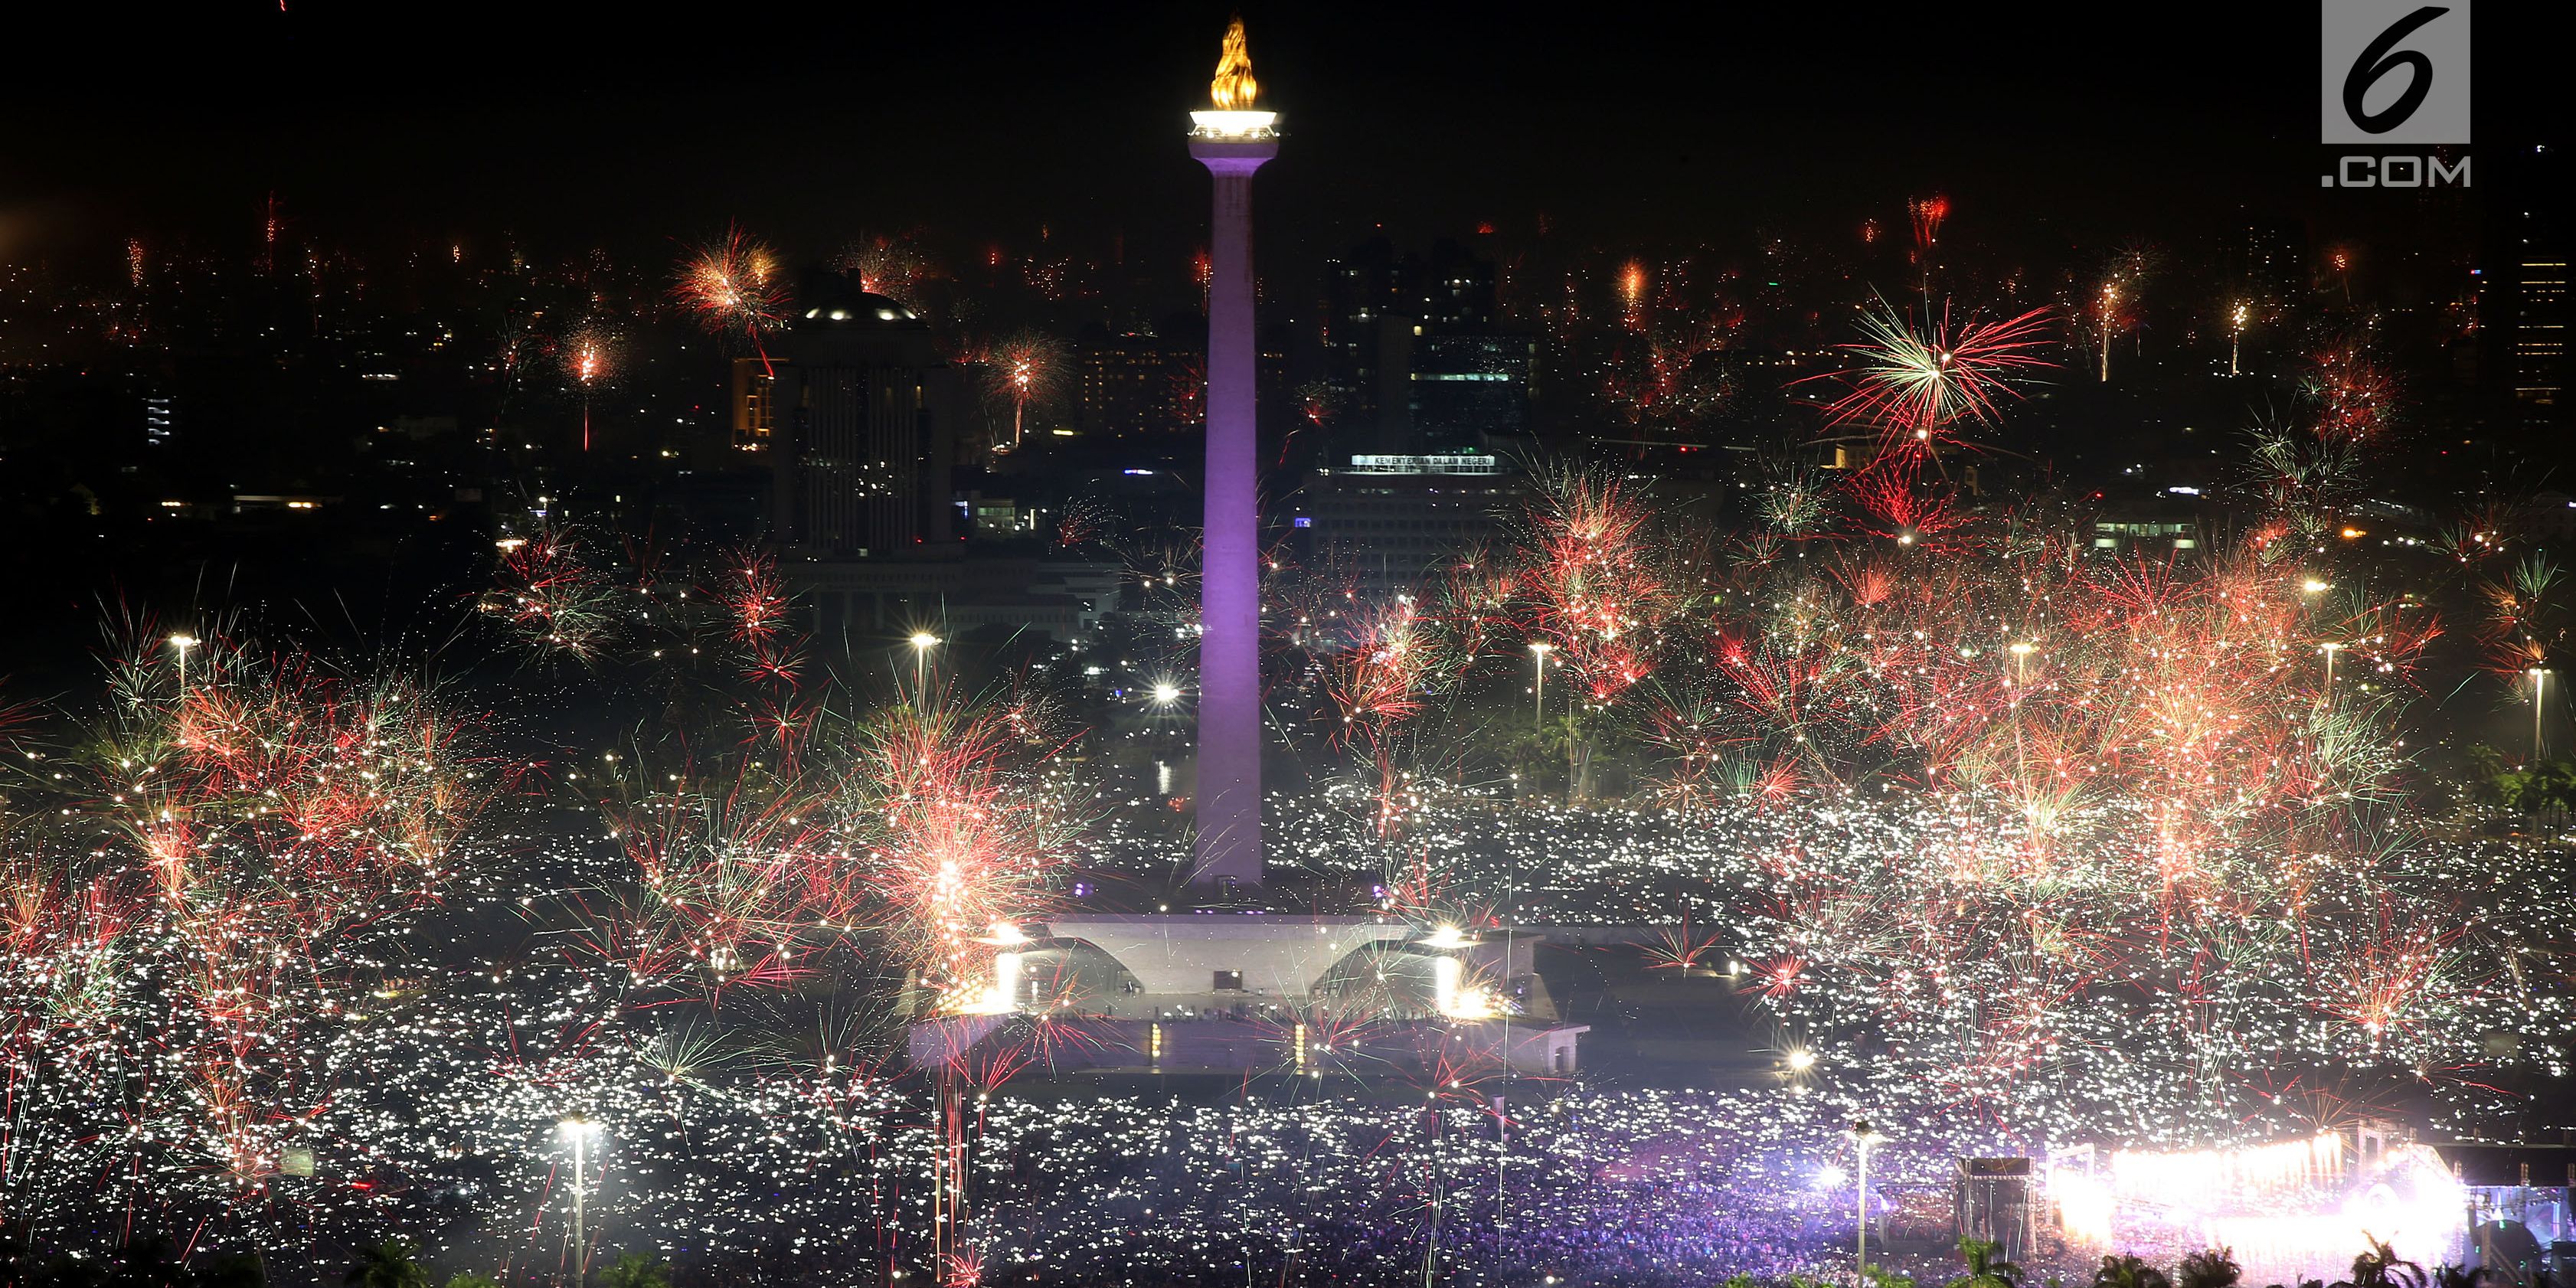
[1210,17,1258,110]
[1189,15,1277,141]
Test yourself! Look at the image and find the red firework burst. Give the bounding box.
[1808,296,2055,449]
[677,224,787,374]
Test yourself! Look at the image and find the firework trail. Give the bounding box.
[563,322,616,452]
[1908,193,1949,293]
[978,331,1071,452]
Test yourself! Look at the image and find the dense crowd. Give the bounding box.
[8,781,2570,1284]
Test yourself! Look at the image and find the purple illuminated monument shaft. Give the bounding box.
[1188,135,1275,886]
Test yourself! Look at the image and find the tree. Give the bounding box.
[440,1277,503,1288]
[2177,1250,2242,1288]
[1950,1237,2024,1288]
[2093,1255,2173,1288]
[596,1255,670,1288]
[342,1241,430,1288]
[2466,746,2576,813]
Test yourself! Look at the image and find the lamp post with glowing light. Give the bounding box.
[907,633,940,711]
[1528,642,1553,731]
[1186,16,1279,888]
[1520,642,1552,906]
[168,634,201,691]
[2533,668,2554,763]
[560,1116,603,1277]
[2319,642,2342,706]
[1847,1119,1886,1285]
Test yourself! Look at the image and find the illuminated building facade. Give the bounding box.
[1294,453,1528,602]
[728,357,776,452]
[1074,323,1203,436]
[906,916,1587,1077]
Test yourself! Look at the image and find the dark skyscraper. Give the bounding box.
[1325,242,1496,410]
[1404,330,1536,448]
[2505,148,2568,427]
[1322,237,1525,453]
[768,272,957,555]
[2228,221,2310,310]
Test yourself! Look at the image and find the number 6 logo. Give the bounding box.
[2322,1,2470,145]
[2342,5,2446,133]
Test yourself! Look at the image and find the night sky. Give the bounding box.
[5,2,2555,273]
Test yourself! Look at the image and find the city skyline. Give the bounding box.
[3,8,2574,1288]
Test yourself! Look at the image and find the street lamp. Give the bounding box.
[559,1116,603,1277]
[167,634,201,692]
[907,633,940,710]
[2532,668,2553,763]
[1151,682,1183,705]
[1528,642,1554,731]
[1847,1119,1887,1285]
[2319,642,2342,705]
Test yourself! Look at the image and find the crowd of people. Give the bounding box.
[7,789,2565,1285]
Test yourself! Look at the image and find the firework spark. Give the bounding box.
[678,224,787,375]
[1808,295,2055,451]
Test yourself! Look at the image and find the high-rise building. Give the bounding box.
[2470,142,2568,440]
[1394,328,1537,450]
[1322,237,1526,454]
[729,358,776,452]
[1294,453,1529,602]
[2512,250,2568,417]
[2228,221,2310,310]
[1323,237,1501,440]
[2506,149,2568,423]
[142,391,174,447]
[1075,321,1204,436]
[768,272,957,555]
